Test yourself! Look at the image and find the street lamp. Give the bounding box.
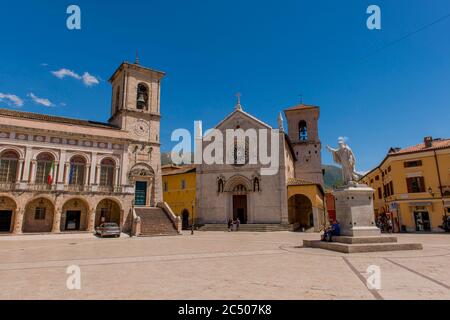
[191,200,195,235]
[428,187,448,231]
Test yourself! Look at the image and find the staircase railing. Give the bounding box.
[157,201,182,234]
[131,200,141,236]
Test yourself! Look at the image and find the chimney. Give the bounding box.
[424,136,433,148]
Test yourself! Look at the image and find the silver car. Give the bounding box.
[95,223,121,238]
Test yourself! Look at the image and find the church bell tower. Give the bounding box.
[108,60,165,205]
[108,61,165,142]
[284,104,324,185]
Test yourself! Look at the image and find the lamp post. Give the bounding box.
[191,200,195,235]
[428,187,434,197]
[429,187,449,231]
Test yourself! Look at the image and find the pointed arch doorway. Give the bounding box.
[233,195,247,224]
[232,184,248,224]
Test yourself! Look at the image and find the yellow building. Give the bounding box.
[161,164,196,229]
[361,137,450,233]
[287,179,326,231]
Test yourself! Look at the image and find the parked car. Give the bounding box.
[95,223,121,238]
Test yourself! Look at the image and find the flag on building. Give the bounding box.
[47,161,55,185]
[69,161,75,184]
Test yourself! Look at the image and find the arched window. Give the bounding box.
[253,177,260,192]
[35,153,55,185]
[217,177,224,193]
[69,156,86,185]
[298,120,308,141]
[100,158,115,187]
[0,151,19,183]
[136,83,149,110]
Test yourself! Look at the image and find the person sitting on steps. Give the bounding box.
[322,220,340,242]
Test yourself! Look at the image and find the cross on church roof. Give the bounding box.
[135,50,140,65]
[235,92,242,110]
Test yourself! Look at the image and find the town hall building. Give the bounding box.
[0,61,180,236]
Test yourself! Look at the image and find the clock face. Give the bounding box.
[134,120,149,136]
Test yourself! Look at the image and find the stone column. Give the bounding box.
[12,208,24,234]
[53,161,59,186]
[90,153,97,185]
[84,165,90,187]
[95,165,101,185]
[17,159,24,181]
[29,160,37,183]
[64,162,70,184]
[57,151,66,183]
[21,147,32,182]
[115,167,120,187]
[87,208,96,232]
[120,153,129,186]
[52,209,62,233]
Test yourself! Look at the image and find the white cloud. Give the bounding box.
[82,72,99,86]
[0,93,24,107]
[28,93,53,107]
[40,63,48,67]
[51,68,81,80]
[51,68,99,87]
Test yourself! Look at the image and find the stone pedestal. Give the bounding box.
[333,183,380,237]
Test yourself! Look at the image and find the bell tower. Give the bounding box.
[108,61,165,143]
[108,61,165,205]
[284,104,324,185]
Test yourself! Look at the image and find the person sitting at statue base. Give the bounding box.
[322,220,340,242]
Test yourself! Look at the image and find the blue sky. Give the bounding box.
[0,0,449,171]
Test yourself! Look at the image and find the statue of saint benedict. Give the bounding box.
[326,138,359,185]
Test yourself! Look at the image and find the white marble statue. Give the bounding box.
[326,138,358,184]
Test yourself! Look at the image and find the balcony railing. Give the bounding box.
[0,182,19,191]
[65,184,91,192]
[0,182,129,194]
[97,185,114,192]
[29,184,55,191]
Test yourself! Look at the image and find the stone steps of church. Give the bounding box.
[135,207,178,236]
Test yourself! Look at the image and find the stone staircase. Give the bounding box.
[134,207,179,237]
[199,224,293,232]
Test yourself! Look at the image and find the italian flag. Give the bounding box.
[47,161,55,185]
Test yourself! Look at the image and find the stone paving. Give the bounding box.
[0,231,449,299]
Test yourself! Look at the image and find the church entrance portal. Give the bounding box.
[135,181,147,206]
[233,195,247,224]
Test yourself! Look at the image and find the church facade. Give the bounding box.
[0,61,164,234]
[196,101,325,231]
